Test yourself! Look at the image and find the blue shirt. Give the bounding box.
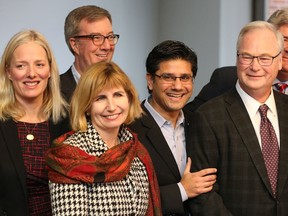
[144,98,188,201]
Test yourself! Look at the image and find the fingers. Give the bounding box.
[181,159,217,198]
[183,157,192,174]
[198,167,217,176]
[185,176,216,198]
[198,184,214,194]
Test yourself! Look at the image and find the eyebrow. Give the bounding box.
[88,31,114,35]
[161,72,193,75]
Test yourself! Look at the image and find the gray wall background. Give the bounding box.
[0,0,252,101]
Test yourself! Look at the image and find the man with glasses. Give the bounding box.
[61,5,119,102]
[129,40,217,215]
[185,8,288,112]
[190,21,288,215]
[269,8,288,92]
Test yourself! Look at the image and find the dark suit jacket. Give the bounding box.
[129,102,193,216]
[185,66,237,112]
[190,88,288,216]
[0,117,70,216]
[60,67,77,102]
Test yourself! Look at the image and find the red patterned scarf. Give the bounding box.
[46,131,161,215]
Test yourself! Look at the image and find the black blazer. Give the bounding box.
[185,66,237,112]
[190,88,288,215]
[60,67,77,102]
[0,117,70,216]
[129,102,193,215]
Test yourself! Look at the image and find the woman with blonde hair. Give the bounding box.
[46,61,162,215]
[0,30,70,216]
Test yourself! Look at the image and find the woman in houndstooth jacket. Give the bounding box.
[46,61,162,216]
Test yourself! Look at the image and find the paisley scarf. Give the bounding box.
[46,130,161,215]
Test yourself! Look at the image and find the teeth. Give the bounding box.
[25,82,38,86]
[97,54,108,57]
[105,114,119,119]
[167,93,182,98]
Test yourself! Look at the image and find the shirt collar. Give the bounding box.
[144,97,184,128]
[236,80,277,118]
[71,64,81,84]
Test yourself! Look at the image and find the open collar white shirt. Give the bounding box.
[236,81,280,148]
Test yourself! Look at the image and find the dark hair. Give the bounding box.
[145,40,197,94]
[146,40,198,77]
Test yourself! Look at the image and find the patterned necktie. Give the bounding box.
[259,104,279,197]
[274,82,288,94]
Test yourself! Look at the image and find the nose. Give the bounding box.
[107,98,116,110]
[250,57,261,71]
[27,65,36,78]
[100,37,112,50]
[171,77,183,89]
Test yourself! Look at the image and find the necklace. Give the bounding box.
[24,122,37,141]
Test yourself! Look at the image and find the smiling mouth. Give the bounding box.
[104,114,120,119]
[247,74,264,78]
[167,93,184,98]
[96,53,108,58]
[24,81,39,86]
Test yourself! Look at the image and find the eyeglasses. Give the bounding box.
[154,73,193,83]
[73,34,120,46]
[237,51,281,66]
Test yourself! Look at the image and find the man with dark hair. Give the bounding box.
[129,40,217,215]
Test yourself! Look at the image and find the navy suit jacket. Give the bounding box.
[129,102,193,215]
[0,117,70,216]
[60,67,77,102]
[190,88,288,216]
[185,66,237,112]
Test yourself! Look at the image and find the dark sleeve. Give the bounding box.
[49,116,71,143]
[185,66,237,112]
[160,184,186,214]
[188,111,232,216]
[0,120,29,216]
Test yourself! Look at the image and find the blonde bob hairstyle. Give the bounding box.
[0,30,68,123]
[70,61,142,132]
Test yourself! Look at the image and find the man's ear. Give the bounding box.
[70,38,79,55]
[146,73,153,91]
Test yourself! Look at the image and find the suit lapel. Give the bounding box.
[141,105,181,179]
[225,89,273,195]
[183,109,193,156]
[0,119,27,197]
[60,67,77,101]
[274,93,288,197]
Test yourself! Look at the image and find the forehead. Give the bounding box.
[12,42,47,59]
[78,17,113,34]
[239,28,279,54]
[94,85,125,96]
[158,59,192,74]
